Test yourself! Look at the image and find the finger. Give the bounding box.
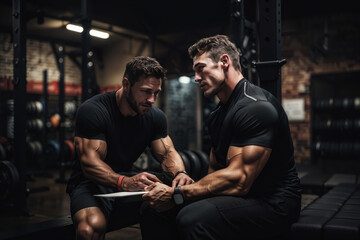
[144,172,162,183]
[144,183,156,191]
[186,178,194,185]
[176,177,186,187]
[172,178,178,188]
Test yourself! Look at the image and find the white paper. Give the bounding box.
[94,191,148,198]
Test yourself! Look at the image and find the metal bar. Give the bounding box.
[81,0,91,102]
[12,0,33,216]
[256,0,283,100]
[57,44,66,183]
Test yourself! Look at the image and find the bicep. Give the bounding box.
[75,136,107,164]
[227,145,271,190]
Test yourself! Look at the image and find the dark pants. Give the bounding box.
[140,195,300,240]
[68,171,173,231]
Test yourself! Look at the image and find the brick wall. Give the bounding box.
[0,32,81,85]
[282,14,360,164]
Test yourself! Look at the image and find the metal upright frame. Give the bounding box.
[230,0,286,100]
[12,0,33,216]
[51,43,66,183]
[254,0,285,101]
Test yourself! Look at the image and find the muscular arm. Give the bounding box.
[151,136,185,177]
[151,136,193,186]
[182,145,271,200]
[75,136,120,189]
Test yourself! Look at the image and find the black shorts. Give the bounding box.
[68,171,172,229]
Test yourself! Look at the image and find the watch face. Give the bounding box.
[173,193,184,205]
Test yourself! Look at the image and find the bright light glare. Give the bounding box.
[179,76,191,84]
[66,24,83,33]
[66,24,110,39]
[89,29,110,39]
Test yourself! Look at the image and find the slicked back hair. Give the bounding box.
[188,35,242,72]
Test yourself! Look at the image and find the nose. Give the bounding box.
[194,72,201,83]
[147,94,156,104]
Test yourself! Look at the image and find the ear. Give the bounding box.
[219,54,230,69]
[122,78,130,92]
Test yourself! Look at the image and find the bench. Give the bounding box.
[290,183,360,240]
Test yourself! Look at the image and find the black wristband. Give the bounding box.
[174,170,189,178]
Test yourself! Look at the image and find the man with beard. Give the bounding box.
[66,56,193,240]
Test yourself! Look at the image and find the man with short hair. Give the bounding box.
[141,35,301,240]
[66,56,193,240]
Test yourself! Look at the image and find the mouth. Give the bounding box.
[199,83,206,90]
[141,104,152,108]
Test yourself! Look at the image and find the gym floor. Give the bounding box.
[0,168,142,240]
[0,167,317,240]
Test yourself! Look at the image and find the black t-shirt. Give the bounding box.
[207,78,301,205]
[67,91,167,192]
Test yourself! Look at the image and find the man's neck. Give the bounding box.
[116,88,137,117]
[217,71,244,104]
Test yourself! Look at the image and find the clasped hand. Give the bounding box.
[143,172,194,212]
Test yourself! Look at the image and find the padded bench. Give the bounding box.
[0,215,138,240]
[290,183,360,240]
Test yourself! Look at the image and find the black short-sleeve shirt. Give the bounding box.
[67,91,167,192]
[207,79,301,205]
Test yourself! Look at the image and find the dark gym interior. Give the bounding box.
[0,0,359,239]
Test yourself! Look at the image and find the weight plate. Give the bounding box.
[45,140,60,162]
[0,144,6,160]
[178,151,191,175]
[0,160,20,200]
[192,150,209,179]
[183,150,201,181]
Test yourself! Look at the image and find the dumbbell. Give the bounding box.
[64,101,76,117]
[26,101,43,115]
[44,140,60,162]
[26,119,44,133]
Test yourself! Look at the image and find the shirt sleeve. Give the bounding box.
[231,101,278,148]
[74,101,107,140]
[151,108,168,141]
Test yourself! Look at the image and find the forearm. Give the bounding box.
[160,150,186,178]
[80,153,120,189]
[181,167,247,201]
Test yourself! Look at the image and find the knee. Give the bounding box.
[76,214,106,240]
[176,202,207,233]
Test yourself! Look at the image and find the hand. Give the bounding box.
[172,172,194,188]
[143,182,175,212]
[121,172,162,191]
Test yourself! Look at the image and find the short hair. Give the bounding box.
[123,56,166,85]
[188,35,242,71]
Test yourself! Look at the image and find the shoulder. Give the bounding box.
[78,92,114,111]
[148,107,166,118]
[233,100,279,129]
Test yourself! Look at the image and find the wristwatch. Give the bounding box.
[173,186,184,205]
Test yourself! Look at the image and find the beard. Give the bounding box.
[126,88,151,115]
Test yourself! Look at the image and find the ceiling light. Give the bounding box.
[178,76,191,84]
[66,24,110,39]
[66,24,83,33]
[89,29,109,39]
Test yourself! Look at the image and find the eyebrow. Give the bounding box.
[140,87,161,92]
[193,62,202,70]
